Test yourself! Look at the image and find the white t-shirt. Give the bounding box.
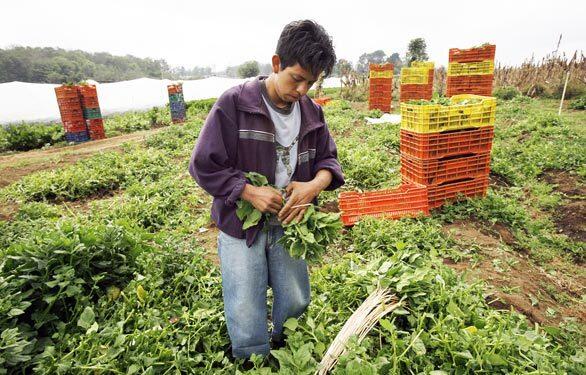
[260,80,301,189]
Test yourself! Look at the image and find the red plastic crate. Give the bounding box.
[55,85,79,99]
[339,183,429,226]
[167,84,183,94]
[400,127,494,159]
[369,63,394,72]
[449,45,496,63]
[401,152,491,185]
[369,78,393,85]
[446,75,493,96]
[370,82,392,91]
[422,176,489,209]
[62,120,88,133]
[400,83,433,102]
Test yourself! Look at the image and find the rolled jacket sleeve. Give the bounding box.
[188,104,246,206]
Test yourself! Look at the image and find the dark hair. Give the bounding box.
[276,20,336,77]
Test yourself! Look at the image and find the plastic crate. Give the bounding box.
[167,84,183,94]
[57,97,83,108]
[63,120,88,133]
[448,60,495,76]
[313,97,332,106]
[338,183,429,226]
[370,82,393,91]
[400,95,496,133]
[401,152,491,185]
[169,93,185,103]
[82,107,102,119]
[401,67,433,84]
[55,85,79,99]
[411,61,435,69]
[65,130,90,143]
[446,85,493,97]
[369,63,393,79]
[422,176,489,209]
[449,45,496,63]
[400,84,433,102]
[80,97,100,108]
[400,127,494,159]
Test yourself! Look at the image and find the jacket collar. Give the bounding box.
[236,76,324,138]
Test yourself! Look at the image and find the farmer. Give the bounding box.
[189,20,344,360]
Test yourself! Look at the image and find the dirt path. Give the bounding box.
[0,128,165,188]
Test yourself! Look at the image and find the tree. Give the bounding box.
[406,38,429,65]
[333,59,353,77]
[387,52,403,74]
[237,61,260,78]
[356,50,387,74]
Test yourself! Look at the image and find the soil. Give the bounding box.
[443,220,586,326]
[542,170,586,243]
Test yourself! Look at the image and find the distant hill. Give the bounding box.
[0,46,168,83]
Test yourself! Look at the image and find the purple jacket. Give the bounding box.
[188,77,344,246]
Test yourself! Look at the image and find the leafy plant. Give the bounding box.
[279,205,342,262]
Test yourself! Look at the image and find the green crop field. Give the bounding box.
[0,93,584,374]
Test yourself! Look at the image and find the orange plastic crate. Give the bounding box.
[449,45,496,63]
[62,120,88,133]
[55,85,79,99]
[313,97,332,106]
[401,152,491,185]
[370,82,392,91]
[167,84,183,94]
[400,83,433,102]
[400,127,494,159]
[446,75,493,96]
[339,183,429,226]
[422,176,489,209]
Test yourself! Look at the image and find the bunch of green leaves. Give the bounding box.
[279,205,342,263]
[236,172,273,230]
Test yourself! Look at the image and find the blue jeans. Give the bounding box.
[217,225,311,359]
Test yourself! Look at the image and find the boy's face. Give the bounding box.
[272,56,318,103]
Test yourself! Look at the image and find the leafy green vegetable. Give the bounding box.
[235,172,272,229]
[279,205,342,262]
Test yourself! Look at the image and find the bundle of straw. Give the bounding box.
[316,287,401,374]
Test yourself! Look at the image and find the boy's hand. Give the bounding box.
[279,170,333,224]
[279,181,320,224]
[241,184,283,214]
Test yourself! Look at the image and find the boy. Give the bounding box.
[189,19,344,360]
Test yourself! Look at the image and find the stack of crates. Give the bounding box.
[168,83,186,123]
[400,94,496,208]
[368,63,393,113]
[400,61,434,102]
[447,44,496,97]
[54,85,90,143]
[78,84,106,140]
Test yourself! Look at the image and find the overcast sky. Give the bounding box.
[1,0,584,70]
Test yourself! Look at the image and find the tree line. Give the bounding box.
[0,38,428,83]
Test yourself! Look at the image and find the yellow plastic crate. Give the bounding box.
[412,61,435,70]
[369,70,393,79]
[400,67,431,84]
[400,95,496,133]
[447,60,494,76]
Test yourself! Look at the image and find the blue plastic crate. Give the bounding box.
[65,130,90,143]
